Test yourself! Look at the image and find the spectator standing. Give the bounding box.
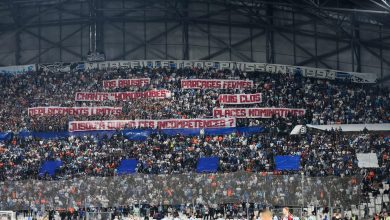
[282,207,293,220]
[262,210,273,220]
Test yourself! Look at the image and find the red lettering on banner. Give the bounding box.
[83,108,90,115]
[114,108,121,115]
[28,108,35,116]
[69,118,236,131]
[75,93,110,101]
[215,81,222,88]
[38,108,45,115]
[28,107,122,117]
[103,80,117,89]
[72,121,106,131]
[240,93,261,103]
[213,108,306,118]
[118,80,127,88]
[137,121,155,128]
[75,90,170,101]
[219,94,237,103]
[103,78,150,89]
[181,79,253,89]
[107,121,119,130]
[156,121,167,129]
[181,80,188,88]
[75,93,84,101]
[219,93,261,104]
[223,81,252,89]
[227,118,235,127]
[213,109,223,118]
[95,108,104,115]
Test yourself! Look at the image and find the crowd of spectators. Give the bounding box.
[0,66,389,219]
[0,129,388,217]
[0,66,389,132]
[0,129,388,180]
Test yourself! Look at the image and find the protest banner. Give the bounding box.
[28,107,122,117]
[181,79,253,89]
[219,93,261,104]
[75,90,171,101]
[68,118,236,131]
[213,108,306,118]
[103,78,150,89]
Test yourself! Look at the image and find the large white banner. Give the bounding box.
[356,153,379,168]
[72,60,377,84]
[103,78,150,89]
[0,64,36,75]
[306,123,390,132]
[181,79,253,89]
[213,108,306,118]
[219,93,261,104]
[28,107,122,117]
[75,90,171,101]
[68,118,236,131]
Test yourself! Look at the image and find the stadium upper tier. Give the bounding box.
[0,61,388,132]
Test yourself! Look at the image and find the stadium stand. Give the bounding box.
[0,64,388,219]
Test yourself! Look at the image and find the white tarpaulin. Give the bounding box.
[306,123,390,132]
[290,125,303,135]
[356,153,379,168]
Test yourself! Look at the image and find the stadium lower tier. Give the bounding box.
[0,128,388,218]
[0,129,388,179]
